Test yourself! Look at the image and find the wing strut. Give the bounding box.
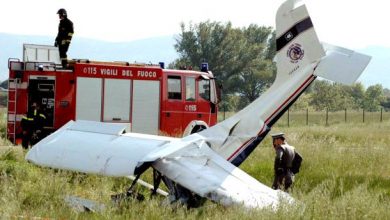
[111,173,146,203]
[152,169,163,196]
[111,163,153,203]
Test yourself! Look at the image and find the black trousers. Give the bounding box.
[22,130,42,149]
[272,169,294,191]
[22,130,31,149]
[59,43,70,68]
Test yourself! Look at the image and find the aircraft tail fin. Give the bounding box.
[275,0,325,81]
[200,0,371,165]
[275,0,371,85]
[313,43,372,85]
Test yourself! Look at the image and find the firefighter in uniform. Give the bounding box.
[55,8,74,68]
[21,102,47,149]
[271,132,296,191]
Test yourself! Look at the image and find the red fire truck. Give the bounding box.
[7,44,219,144]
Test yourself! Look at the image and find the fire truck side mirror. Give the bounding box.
[210,78,221,104]
[216,82,222,104]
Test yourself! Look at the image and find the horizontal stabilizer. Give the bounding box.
[314,43,372,85]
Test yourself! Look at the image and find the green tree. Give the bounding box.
[384,88,390,97]
[336,83,364,110]
[363,84,385,111]
[309,81,338,111]
[382,88,390,110]
[174,21,275,105]
[348,82,365,109]
[228,25,276,102]
[0,80,8,107]
[0,80,8,89]
[309,81,357,111]
[291,93,312,111]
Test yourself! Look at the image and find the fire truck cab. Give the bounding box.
[7,44,219,144]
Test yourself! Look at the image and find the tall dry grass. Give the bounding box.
[1,112,390,219]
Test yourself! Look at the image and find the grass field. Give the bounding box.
[1,115,390,218]
[219,110,390,126]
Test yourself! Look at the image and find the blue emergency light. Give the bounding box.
[201,62,208,72]
[159,62,165,69]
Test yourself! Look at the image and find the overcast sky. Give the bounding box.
[1,0,389,49]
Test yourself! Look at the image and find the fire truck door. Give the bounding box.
[76,77,102,121]
[162,75,183,135]
[28,76,55,128]
[103,79,131,122]
[132,80,160,135]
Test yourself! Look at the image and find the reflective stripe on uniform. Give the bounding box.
[22,116,34,121]
[39,114,46,119]
[68,32,74,37]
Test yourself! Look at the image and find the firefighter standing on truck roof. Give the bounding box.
[55,8,74,68]
[21,102,46,149]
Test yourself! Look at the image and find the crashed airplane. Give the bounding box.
[26,0,371,209]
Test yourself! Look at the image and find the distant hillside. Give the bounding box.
[0,33,178,81]
[1,33,389,89]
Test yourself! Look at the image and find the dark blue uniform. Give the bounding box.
[21,108,46,149]
[55,17,74,68]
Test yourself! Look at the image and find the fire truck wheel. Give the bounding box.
[191,125,207,134]
[182,120,209,137]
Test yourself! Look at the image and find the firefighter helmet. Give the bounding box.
[57,8,67,17]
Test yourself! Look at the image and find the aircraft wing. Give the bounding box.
[152,139,293,208]
[26,120,292,209]
[26,120,176,177]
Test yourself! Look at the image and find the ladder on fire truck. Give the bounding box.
[7,78,20,144]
